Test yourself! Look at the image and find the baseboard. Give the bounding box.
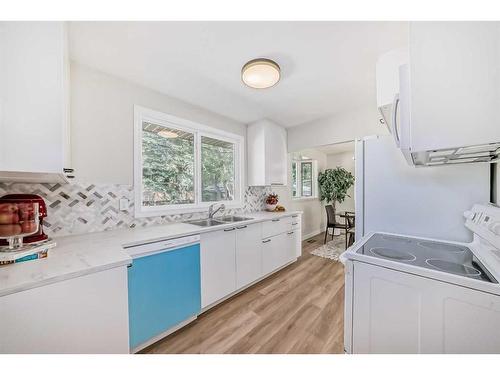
[303,229,322,240]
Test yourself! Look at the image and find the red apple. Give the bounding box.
[0,224,22,237]
[0,212,19,224]
[0,203,18,213]
[21,220,38,234]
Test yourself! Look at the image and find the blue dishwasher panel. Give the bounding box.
[128,243,201,350]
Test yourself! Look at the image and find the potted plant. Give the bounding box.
[265,193,279,212]
[318,167,355,234]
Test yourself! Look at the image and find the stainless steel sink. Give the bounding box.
[187,219,226,227]
[218,216,253,223]
[186,215,253,226]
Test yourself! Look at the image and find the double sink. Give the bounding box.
[186,215,253,227]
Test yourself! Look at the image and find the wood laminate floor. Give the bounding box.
[142,232,345,354]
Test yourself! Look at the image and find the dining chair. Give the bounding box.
[345,212,355,249]
[324,205,346,244]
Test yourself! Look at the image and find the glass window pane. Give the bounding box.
[201,136,235,202]
[142,122,195,206]
[301,162,313,197]
[292,162,297,197]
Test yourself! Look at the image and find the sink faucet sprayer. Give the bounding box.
[208,203,225,218]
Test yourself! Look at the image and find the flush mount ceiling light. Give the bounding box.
[241,58,280,89]
[158,129,179,139]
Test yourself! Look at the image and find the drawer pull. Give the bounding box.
[127,264,133,268]
[236,225,247,229]
[292,215,298,218]
[272,219,280,222]
[287,231,294,235]
[224,228,236,232]
[262,239,271,243]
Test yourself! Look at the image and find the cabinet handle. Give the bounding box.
[262,239,271,243]
[287,231,294,235]
[272,219,280,222]
[127,264,133,268]
[224,228,236,232]
[236,225,247,229]
[292,223,298,226]
[292,215,298,218]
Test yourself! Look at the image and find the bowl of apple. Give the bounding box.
[0,202,40,250]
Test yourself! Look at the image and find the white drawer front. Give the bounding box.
[262,216,292,238]
[290,214,301,231]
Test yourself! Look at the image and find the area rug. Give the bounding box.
[310,234,346,262]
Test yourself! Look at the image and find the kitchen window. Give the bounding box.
[134,106,244,217]
[292,159,318,199]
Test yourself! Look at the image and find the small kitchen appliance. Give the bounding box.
[0,194,48,247]
[0,194,55,264]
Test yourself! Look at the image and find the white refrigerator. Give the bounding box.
[355,135,490,243]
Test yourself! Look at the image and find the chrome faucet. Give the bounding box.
[208,203,225,218]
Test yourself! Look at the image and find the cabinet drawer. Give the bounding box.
[262,216,292,238]
[290,215,301,230]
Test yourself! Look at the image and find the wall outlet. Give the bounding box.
[119,198,129,211]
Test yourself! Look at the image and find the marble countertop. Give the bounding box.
[0,210,302,297]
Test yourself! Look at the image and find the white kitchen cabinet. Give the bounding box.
[290,214,301,258]
[375,47,408,133]
[351,261,500,354]
[235,223,263,289]
[201,215,300,311]
[262,215,292,238]
[262,232,289,275]
[0,21,71,183]
[403,22,500,155]
[247,119,287,186]
[285,229,300,263]
[200,228,237,308]
[0,267,129,354]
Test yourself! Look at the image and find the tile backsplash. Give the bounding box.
[0,182,270,237]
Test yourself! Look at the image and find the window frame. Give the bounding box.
[291,159,318,200]
[134,105,244,217]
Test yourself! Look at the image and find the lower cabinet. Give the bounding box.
[201,215,301,310]
[201,228,237,308]
[235,223,263,289]
[285,229,300,263]
[262,232,288,275]
[0,266,130,354]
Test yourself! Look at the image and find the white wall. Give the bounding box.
[273,148,328,239]
[70,62,246,185]
[326,151,356,213]
[287,106,387,152]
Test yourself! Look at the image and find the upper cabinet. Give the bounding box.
[379,22,500,167]
[0,22,72,183]
[376,47,408,135]
[247,119,287,186]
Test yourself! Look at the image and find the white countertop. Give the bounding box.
[0,210,302,297]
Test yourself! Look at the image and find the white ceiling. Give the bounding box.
[316,141,356,155]
[69,21,408,128]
